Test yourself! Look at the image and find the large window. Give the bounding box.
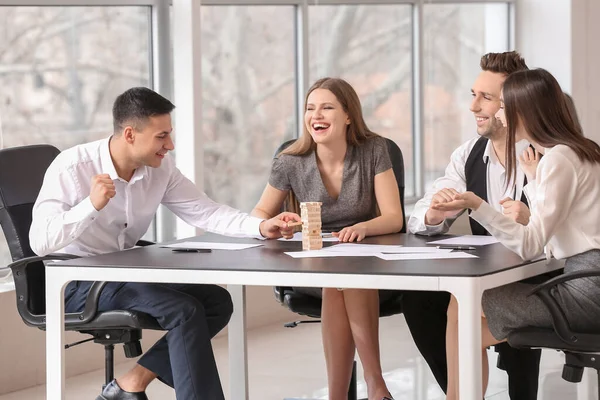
[423,3,510,189]
[200,6,296,212]
[0,5,151,276]
[309,5,414,196]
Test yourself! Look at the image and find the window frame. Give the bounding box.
[0,0,515,242]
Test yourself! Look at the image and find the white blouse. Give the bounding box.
[471,144,600,260]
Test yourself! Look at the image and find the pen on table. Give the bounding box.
[436,245,477,251]
[171,248,212,253]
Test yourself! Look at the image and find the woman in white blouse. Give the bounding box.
[432,68,600,399]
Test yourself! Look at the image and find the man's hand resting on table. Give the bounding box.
[259,212,302,239]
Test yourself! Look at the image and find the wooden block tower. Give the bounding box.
[300,202,323,250]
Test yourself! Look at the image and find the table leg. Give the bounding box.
[228,284,248,400]
[46,270,67,400]
[453,281,484,400]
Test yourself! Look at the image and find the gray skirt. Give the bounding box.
[483,249,600,340]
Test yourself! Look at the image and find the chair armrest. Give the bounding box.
[63,280,109,326]
[8,253,79,274]
[9,254,109,328]
[8,253,80,327]
[135,240,155,247]
[527,269,600,344]
[528,269,600,296]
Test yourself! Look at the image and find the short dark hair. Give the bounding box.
[112,87,175,133]
[480,51,528,76]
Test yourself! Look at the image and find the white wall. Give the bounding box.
[517,0,600,143]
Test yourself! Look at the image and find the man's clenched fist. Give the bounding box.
[90,174,116,211]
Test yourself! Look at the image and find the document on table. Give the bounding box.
[376,252,478,260]
[284,249,380,258]
[284,243,463,259]
[325,244,452,254]
[427,235,499,246]
[163,242,263,250]
[278,232,340,242]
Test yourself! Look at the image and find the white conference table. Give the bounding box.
[45,233,563,400]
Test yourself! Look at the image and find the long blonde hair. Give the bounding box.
[282,77,378,157]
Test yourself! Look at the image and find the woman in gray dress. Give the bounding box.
[433,68,600,399]
[252,77,404,400]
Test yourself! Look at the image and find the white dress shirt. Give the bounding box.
[29,138,264,257]
[471,144,600,260]
[408,136,528,235]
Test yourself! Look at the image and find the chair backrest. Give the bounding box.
[274,137,406,233]
[0,145,61,315]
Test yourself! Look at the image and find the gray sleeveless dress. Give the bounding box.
[269,136,398,299]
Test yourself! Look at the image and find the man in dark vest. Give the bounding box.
[405,51,540,399]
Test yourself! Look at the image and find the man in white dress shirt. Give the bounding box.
[404,52,544,400]
[29,87,299,400]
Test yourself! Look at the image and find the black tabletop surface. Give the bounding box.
[51,233,541,278]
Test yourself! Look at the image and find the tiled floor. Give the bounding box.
[0,315,596,399]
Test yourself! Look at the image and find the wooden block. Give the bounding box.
[302,241,323,251]
[302,228,321,236]
[286,221,303,228]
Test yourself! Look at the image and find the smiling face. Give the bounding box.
[127,114,175,168]
[470,70,507,138]
[304,88,350,145]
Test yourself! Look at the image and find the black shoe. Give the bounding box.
[95,380,149,400]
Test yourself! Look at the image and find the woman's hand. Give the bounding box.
[332,223,368,242]
[430,191,483,212]
[519,147,540,182]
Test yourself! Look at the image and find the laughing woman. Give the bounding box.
[252,77,404,400]
[433,69,600,399]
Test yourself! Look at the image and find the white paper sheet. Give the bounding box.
[284,250,379,258]
[427,235,499,246]
[325,244,452,254]
[278,232,340,242]
[324,244,405,253]
[284,244,453,258]
[163,241,263,250]
[376,252,479,260]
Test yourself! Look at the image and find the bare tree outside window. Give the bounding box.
[199,4,508,213]
[200,6,296,211]
[0,6,151,278]
[309,5,414,196]
[423,3,510,188]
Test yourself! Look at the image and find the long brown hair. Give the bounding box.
[282,77,378,156]
[504,68,600,186]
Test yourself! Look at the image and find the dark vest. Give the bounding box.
[465,137,528,236]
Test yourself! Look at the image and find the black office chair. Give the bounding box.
[507,270,600,399]
[0,144,163,389]
[272,138,406,400]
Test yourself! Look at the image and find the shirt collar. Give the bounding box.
[482,139,496,164]
[482,139,531,165]
[100,136,148,183]
[100,137,120,180]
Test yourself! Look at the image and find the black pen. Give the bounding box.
[171,248,212,253]
[436,245,477,251]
